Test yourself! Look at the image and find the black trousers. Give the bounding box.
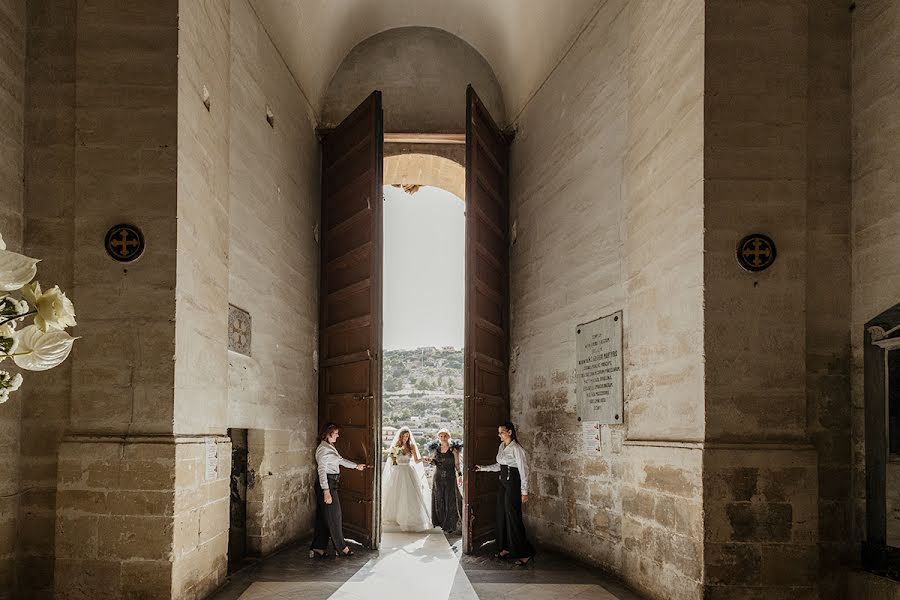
[496,466,534,559]
[312,474,346,552]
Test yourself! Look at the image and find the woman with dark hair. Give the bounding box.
[475,420,535,566]
[310,423,366,558]
[427,429,463,532]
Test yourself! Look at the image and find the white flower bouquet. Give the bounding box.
[0,232,78,403]
[388,446,401,466]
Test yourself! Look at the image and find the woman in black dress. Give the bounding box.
[475,421,535,566]
[428,429,463,532]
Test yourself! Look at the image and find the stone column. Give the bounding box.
[51,2,232,598]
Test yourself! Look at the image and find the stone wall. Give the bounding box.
[0,1,25,596]
[226,0,321,556]
[509,0,706,598]
[19,1,76,596]
[322,26,505,132]
[173,0,232,595]
[52,1,181,598]
[702,1,820,597]
[851,0,900,558]
[807,2,852,596]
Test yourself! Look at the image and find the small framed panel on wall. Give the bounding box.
[576,310,623,425]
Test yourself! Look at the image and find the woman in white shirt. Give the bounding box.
[311,422,366,558]
[475,420,535,566]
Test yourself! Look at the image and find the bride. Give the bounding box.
[381,427,433,532]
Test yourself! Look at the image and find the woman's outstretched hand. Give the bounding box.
[521,494,529,504]
[324,490,333,505]
[474,465,482,471]
[355,464,366,471]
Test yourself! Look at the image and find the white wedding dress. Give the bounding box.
[381,450,432,532]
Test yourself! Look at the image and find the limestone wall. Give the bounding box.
[702,1,821,597]
[322,26,505,132]
[0,1,25,595]
[851,0,900,553]
[807,2,853,596]
[509,1,706,598]
[226,0,321,555]
[19,0,76,596]
[52,1,181,598]
[172,0,232,595]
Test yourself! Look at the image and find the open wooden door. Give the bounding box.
[319,91,383,549]
[463,85,511,554]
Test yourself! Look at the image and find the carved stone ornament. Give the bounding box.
[228,304,252,356]
[736,233,776,272]
[105,224,145,262]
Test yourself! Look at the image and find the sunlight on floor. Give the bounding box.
[229,532,630,600]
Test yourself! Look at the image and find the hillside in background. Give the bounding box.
[382,347,464,454]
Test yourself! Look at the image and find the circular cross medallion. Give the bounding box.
[105,224,145,262]
[736,234,776,272]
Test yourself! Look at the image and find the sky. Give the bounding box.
[382,185,465,350]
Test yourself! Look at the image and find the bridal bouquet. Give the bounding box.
[0,232,77,403]
[387,446,401,466]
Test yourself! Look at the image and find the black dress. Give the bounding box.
[430,448,462,532]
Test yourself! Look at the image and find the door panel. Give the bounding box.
[463,85,511,554]
[320,91,383,548]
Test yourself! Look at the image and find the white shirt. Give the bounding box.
[481,440,529,494]
[315,441,358,490]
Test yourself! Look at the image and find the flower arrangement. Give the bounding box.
[387,445,401,466]
[427,439,463,453]
[0,232,77,403]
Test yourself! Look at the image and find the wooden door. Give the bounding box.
[463,85,511,554]
[319,91,383,548]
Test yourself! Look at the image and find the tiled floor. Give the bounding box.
[209,532,644,600]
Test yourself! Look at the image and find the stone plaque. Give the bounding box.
[576,311,623,424]
[228,304,251,356]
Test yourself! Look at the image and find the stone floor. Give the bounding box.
[209,531,644,600]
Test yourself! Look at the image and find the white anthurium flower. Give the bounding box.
[0,232,5,250]
[0,249,39,292]
[0,388,8,404]
[21,282,76,331]
[13,325,77,371]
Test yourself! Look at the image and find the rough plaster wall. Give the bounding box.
[806,2,852,597]
[0,1,24,596]
[228,0,321,555]
[702,1,822,597]
[19,1,76,597]
[173,0,232,596]
[322,27,505,132]
[851,0,900,554]
[509,1,705,598]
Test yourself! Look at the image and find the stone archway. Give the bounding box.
[383,150,465,200]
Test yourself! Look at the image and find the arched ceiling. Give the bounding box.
[249,0,602,125]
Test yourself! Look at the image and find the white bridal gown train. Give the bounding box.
[381,452,432,532]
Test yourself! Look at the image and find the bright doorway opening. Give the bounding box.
[380,183,466,536]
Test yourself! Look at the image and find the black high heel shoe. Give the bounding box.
[340,547,354,557]
[494,550,510,559]
[514,555,535,567]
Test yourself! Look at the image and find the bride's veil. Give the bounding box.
[381,426,429,493]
